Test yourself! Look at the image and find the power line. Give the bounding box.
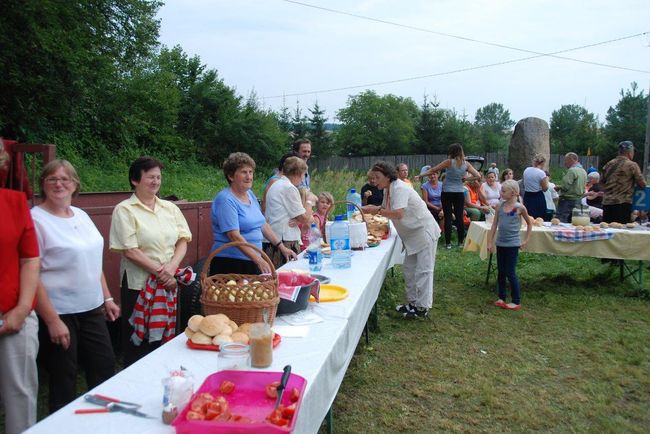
[280,0,649,73]
[264,37,650,100]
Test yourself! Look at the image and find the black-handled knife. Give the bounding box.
[274,365,292,410]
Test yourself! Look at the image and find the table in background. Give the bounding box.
[26,231,404,434]
[463,221,649,285]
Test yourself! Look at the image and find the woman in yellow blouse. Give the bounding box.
[109,156,192,366]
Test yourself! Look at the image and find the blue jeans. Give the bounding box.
[497,246,521,304]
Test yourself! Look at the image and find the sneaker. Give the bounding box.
[404,307,429,318]
[395,303,415,314]
[446,244,452,250]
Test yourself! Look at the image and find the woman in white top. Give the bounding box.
[366,161,441,318]
[481,171,502,207]
[522,153,549,219]
[32,160,120,413]
[263,156,312,268]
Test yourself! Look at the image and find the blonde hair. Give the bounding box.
[532,153,547,166]
[318,191,334,205]
[501,179,520,195]
[40,159,82,199]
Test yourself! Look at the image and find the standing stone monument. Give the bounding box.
[509,117,550,178]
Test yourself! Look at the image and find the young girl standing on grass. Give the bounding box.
[486,180,532,311]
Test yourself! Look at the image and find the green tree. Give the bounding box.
[308,102,334,157]
[550,104,604,155]
[291,102,309,139]
[443,110,479,154]
[0,0,162,153]
[414,95,448,154]
[474,103,514,152]
[335,90,418,156]
[601,82,648,161]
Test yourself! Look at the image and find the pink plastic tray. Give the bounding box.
[173,370,307,434]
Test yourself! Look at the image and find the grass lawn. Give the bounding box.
[319,245,650,433]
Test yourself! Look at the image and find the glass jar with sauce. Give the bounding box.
[249,323,273,368]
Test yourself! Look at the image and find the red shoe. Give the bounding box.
[504,303,521,311]
[494,299,506,308]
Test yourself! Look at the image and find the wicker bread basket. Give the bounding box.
[200,241,279,325]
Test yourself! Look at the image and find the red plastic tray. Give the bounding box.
[173,370,307,433]
[186,333,281,352]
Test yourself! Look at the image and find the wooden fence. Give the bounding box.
[310,153,600,173]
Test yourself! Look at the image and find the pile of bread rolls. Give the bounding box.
[185,314,253,346]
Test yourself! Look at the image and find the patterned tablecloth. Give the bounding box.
[464,221,650,261]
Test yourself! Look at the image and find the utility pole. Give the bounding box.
[645,82,650,179]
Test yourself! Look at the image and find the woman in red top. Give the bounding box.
[0,139,41,434]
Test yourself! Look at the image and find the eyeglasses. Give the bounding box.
[44,177,73,185]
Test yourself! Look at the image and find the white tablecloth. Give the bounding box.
[26,232,404,434]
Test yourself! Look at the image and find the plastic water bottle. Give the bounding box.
[330,215,351,269]
[306,223,322,272]
[346,188,362,220]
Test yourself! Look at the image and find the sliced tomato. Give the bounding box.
[190,397,209,413]
[198,392,216,401]
[281,403,297,419]
[267,408,288,426]
[265,381,281,399]
[186,410,205,420]
[204,408,220,421]
[289,387,300,403]
[219,380,235,394]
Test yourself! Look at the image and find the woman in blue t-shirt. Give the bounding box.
[210,152,296,275]
[420,168,443,227]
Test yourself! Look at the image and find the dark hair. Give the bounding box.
[223,152,256,185]
[370,161,398,182]
[128,156,164,189]
[278,153,294,172]
[500,168,513,183]
[291,138,311,153]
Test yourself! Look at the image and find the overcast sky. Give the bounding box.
[156,0,650,126]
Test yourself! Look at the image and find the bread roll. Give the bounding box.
[191,331,212,345]
[231,331,250,344]
[213,313,230,323]
[550,218,560,225]
[188,315,204,332]
[199,316,228,337]
[212,334,233,346]
[238,323,252,335]
[184,327,195,338]
[228,320,238,332]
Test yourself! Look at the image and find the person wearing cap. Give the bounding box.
[555,152,588,223]
[601,141,646,223]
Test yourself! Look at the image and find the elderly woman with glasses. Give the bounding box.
[32,159,120,413]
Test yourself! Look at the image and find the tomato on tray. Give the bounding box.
[265,381,281,399]
[219,380,235,394]
[173,370,307,433]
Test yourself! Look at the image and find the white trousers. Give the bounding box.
[402,239,437,309]
[0,311,39,434]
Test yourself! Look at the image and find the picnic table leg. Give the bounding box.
[639,260,643,286]
[485,253,494,287]
[326,406,334,434]
[620,260,624,282]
